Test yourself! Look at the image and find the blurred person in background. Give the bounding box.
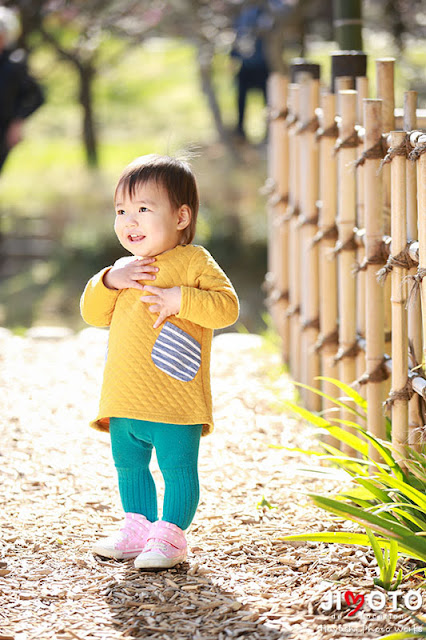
[230,3,271,142]
[0,6,44,173]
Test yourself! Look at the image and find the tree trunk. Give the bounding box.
[333,0,363,50]
[196,44,239,157]
[78,62,98,168]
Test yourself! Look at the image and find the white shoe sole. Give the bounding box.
[92,543,144,560]
[134,550,187,570]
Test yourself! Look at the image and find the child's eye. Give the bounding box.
[139,206,148,213]
[116,209,125,216]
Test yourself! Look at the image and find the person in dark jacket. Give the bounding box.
[230,5,270,141]
[0,7,44,172]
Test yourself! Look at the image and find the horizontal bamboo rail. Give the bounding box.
[266,55,426,458]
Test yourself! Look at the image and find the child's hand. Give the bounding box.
[140,285,182,329]
[103,257,158,291]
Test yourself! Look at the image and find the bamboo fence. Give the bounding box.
[266,55,426,458]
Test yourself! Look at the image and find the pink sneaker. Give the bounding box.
[92,513,151,560]
[134,520,187,570]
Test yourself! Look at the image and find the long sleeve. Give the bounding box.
[80,267,120,327]
[176,247,239,329]
[15,68,44,120]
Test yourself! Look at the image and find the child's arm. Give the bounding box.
[81,257,158,327]
[141,248,239,329]
[80,267,121,327]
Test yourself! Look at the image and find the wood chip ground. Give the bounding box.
[0,328,423,639]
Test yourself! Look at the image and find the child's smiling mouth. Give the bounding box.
[128,233,145,243]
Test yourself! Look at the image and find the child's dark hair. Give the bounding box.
[114,154,199,244]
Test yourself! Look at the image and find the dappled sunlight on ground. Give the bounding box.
[0,328,419,639]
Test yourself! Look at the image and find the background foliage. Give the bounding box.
[0,0,425,331]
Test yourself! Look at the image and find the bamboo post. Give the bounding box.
[266,73,290,358]
[376,59,395,374]
[406,138,423,437]
[355,77,368,383]
[317,92,339,422]
[404,92,423,446]
[336,76,354,93]
[416,135,426,380]
[298,73,321,410]
[389,131,409,461]
[331,51,367,92]
[287,83,302,382]
[335,90,358,449]
[363,99,387,456]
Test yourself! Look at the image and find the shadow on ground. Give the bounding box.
[106,559,290,639]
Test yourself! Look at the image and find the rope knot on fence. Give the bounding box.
[315,120,339,141]
[384,378,414,412]
[409,141,426,162]
[285,113,298,128]
[333,341,360,365]
[269,193,289,208]
[285,304,300,318]
[354,134,388,169]
[333,129,360,155]
[267,107,289,122]
[379,134,411,170]
[283,204,300,222]
[356,355,391,386]
[404,267,426,308]
[353,239,391,274]
[301,317,320,331]
[376,242,418,284]
[331,234,358,257]
[296,116,319,136]
[266,289,289,307]
[311,225,338,246]
[314,329,339,353]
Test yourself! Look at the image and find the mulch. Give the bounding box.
[0,328,423,639]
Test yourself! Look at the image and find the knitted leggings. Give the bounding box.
[109,417,202,531]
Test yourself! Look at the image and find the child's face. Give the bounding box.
[114,181,185,258]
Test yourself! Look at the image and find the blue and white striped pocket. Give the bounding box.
[151,322,201,382]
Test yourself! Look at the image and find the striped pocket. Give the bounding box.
[151,322,201,382]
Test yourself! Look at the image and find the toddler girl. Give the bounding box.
[80,154,239,570]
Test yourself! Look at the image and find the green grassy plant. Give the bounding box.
[365,527,403,590]
[277,378,426,570]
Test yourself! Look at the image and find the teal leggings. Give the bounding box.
[109,418,202,531]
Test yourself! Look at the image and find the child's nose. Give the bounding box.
[126,213,138,226]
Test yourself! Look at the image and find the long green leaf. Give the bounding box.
[272,445,324,456]
[356,477,391,502]
[279,531,392,547]
[339,484,379,502]
[333,422,403,477]
[366,527,384,570]
[319,444,370,476]
[375,633,426,639]
[315,376,368,412]
[317,424,370,456]
[309,494,426,561]
[283,401,330,428]
[390,507,426,530]
[291,381,365,418]
[319,442,351,458]
[376,473,426,511]
[388,539,399,586]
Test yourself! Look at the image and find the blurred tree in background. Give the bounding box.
[2,0,334,166]
[0,0,425,332]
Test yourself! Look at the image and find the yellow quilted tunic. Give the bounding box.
[80,244,239,436]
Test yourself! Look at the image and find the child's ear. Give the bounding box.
[177,205,191,231]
